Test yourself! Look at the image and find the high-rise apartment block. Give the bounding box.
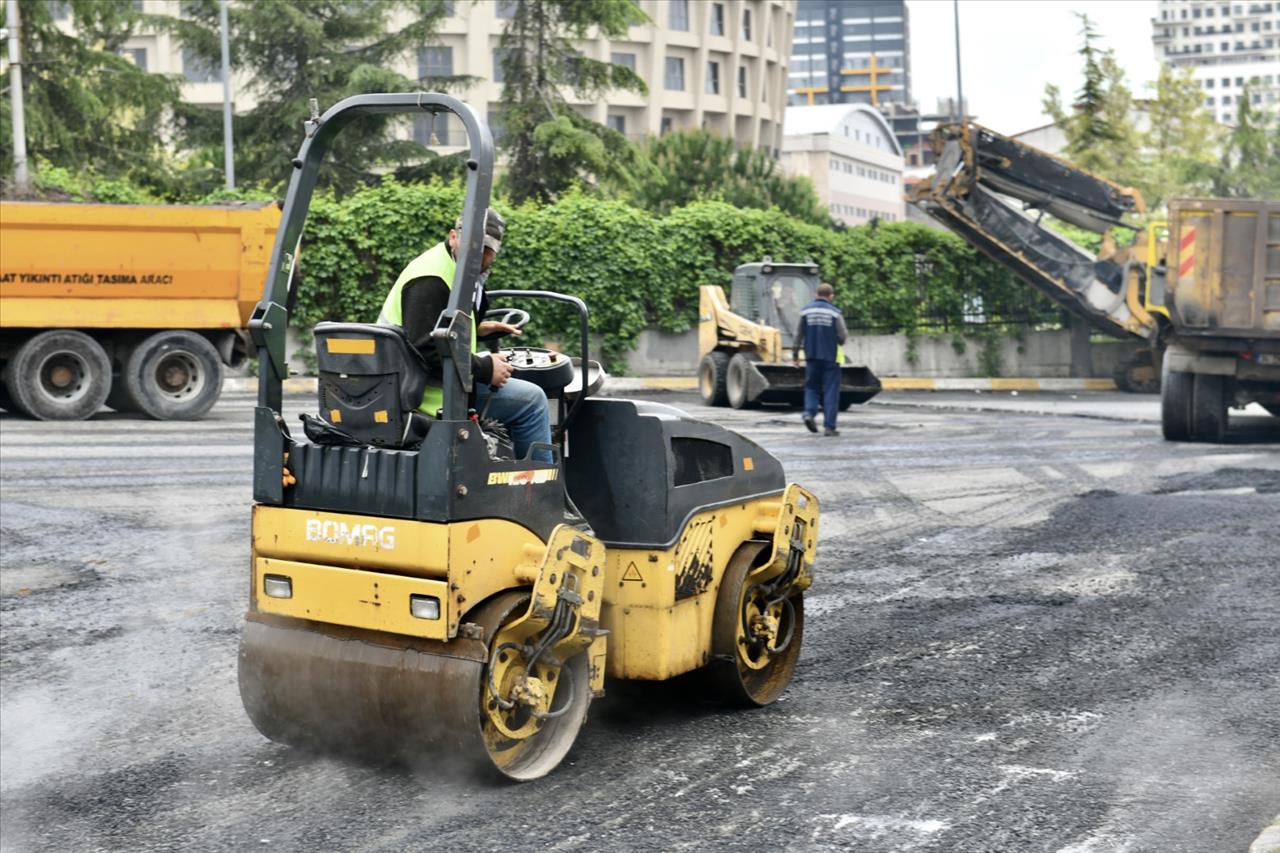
[1152,0,1280,124]
[787,0,910,108]
[91,0,796,156]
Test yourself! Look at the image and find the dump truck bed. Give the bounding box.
[0,201,279,330]
[1165,198,1280,350]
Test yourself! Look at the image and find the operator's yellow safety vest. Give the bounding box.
[378,241,477,416]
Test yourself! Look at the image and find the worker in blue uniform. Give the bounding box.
[792,282,849,436]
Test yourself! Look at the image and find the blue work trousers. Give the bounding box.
[803,359,841,431]
[474,377,554,462]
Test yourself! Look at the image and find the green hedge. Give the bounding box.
[293,177,1047,373]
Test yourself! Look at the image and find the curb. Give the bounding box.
[223,376,1119,394]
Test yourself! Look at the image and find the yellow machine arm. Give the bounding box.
[909,122,1159,341]
[699,284,784,363]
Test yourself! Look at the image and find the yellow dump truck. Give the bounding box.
[0,201,279,420]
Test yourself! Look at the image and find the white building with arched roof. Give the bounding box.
[780,103,905,226]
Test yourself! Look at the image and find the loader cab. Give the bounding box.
[729,258,820,350]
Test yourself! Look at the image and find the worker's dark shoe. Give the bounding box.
[803,415,818,433]
[823,427,839,437]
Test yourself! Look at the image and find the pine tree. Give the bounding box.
[165,0,453,195]
[0,0,181,195]
[497,0,648,203]
[1215,84,1280,198]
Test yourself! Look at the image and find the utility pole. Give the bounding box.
[952,0,965,122]
[219,0,235,190]
[5,0,29,192]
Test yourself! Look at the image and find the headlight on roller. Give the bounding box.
[263,574,293,599]
[410,594,441,620]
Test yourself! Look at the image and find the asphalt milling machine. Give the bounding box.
[237,94,820,781]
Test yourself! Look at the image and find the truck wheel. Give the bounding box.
[3,330,112,420]
[1191,373,1228,442]
[123,331,223,420]
[698,352,730,406]
[0,380,27,415]
[726,353,758,410]
[1160,351,1194,441]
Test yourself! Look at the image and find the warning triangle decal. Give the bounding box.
[621,561,643,582]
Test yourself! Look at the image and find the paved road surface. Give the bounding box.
[2,391,1277,852]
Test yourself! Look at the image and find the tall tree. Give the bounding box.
[632,129,829,226]
[1139,64,1221,210]
[0,0,181,194]
[166,0,453,195]
[1042,14,1141,187]
[497,0,648,203]
[1215,84,1280,198]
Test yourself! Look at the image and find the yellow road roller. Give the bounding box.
[238,94,819,780]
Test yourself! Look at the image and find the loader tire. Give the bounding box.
[699,351,730,407]
[3,330,111,420]
[1161,351,1194,442]
[705,541,804,707]
[726,353,759,410]
[1191,373,1228,443]
[123,330,223,420]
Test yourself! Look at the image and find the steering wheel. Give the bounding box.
[479,307,530,342]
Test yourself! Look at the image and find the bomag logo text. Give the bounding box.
[305,519,396,550]
[487,468,559,486]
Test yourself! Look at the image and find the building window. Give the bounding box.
[493,49,511,83]
[121,47,147,71]
[611,51,637,71]
[419,46,453,79]
[706,60,720,94]
[710,3,724,36]
[50,0,71,20]
[496,0,518,18]
[182,48,218,83]
[414,113,451,146]
[442,0,454,15]
[607,114,626,134]
[660,115,674,135]
[665,56,685,90]
[1206,78,1215,88]
[742,8,752,40]
[669,0,689,31]
[737,65,747,97]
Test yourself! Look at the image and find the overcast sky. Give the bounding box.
[907,0,1161,134]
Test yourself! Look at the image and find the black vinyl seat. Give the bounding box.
[313,322,432,448]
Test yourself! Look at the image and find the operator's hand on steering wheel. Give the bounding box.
[478,320,523,339]
[488,351,514,389]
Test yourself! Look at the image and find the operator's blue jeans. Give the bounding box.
[474,377,553,462]
[803,359,841,431]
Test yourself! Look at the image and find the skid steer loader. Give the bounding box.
[237,94,820,781]
[697,259,881,409]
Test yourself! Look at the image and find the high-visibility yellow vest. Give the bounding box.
[378,241,477,415]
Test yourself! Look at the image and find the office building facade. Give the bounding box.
[1152,0,1280,124]
[787,0,910,109]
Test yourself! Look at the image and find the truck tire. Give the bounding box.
[698,352,730,406]
[123,330,223,420]
[0,379,27,416]
[726,353,759,410]
[3,330,112,420]
[1191,373,1228,442]
[1160,351,1194,441]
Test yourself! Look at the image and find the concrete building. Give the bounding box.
[781,103,904,226]
[787,0,910,108]
[1153,0,1280,124]
[95,0,796,155]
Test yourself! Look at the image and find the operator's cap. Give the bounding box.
[455,207,505,255]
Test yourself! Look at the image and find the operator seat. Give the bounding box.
[312,322,432,448]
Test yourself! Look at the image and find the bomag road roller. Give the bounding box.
[237,94,820,781]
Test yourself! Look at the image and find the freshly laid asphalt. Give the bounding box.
[1,389,1277,852]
